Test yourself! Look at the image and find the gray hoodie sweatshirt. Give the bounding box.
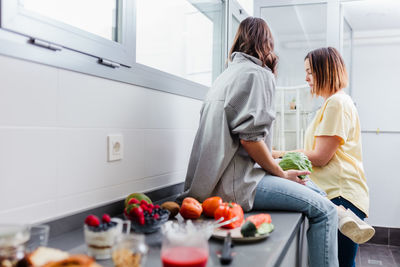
[179,52,276,211]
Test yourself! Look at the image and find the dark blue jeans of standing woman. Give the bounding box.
[331,196,366,267]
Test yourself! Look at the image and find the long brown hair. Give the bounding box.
[229,17,278,74]
[305,47,348,96]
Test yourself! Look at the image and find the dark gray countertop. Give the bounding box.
[48,211,303,267]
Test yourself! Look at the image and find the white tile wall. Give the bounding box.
[0,128,58,210]
[0,55,202,224]
[0,56,58,126]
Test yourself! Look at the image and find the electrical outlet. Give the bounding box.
[107,134,123,162]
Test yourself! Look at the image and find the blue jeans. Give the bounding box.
[253,175,338,267]
[331,197,366,267]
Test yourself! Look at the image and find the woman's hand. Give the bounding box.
[283,170,310,185]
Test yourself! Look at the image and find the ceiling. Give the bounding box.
[342,0,400,32]
[258,0,400,44]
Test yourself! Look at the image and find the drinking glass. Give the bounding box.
[26,224,50,252]
[112,234,148,267]
[0,224,30,267]
[161,221,209,267]
[84,217,130,260]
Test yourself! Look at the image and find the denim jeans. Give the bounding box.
[253,175,339,267]
[331,196,366,267]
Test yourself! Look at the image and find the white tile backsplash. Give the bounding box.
[0,200,58,224]
[146,90,202,129]
[57,70,149,128]
[0,55,58,126]
[0,55,202,223]
[143,129,196,177]
[0,128,58,210]
[55,171,186,222]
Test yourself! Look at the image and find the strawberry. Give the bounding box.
[129,206,145,225]
[102,214,111,223]
[153,214,160,220]
[128,198,140,205]
[140,199,148,206]
[85,215,100,227]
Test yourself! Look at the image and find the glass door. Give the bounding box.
[342,17,353,96]
[225,0,249,63]
[255,1,328,150]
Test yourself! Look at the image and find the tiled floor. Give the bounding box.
[356,243,400,266]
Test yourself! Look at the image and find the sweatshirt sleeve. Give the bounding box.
[227,71,275,142]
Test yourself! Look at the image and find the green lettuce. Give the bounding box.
[278,152,313,179]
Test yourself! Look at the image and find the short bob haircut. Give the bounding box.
[305,47,348,96]
[229,17,278,75]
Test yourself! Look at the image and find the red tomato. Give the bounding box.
[179,197,203,219]
[214,202,244,229]
[202,196,223,217]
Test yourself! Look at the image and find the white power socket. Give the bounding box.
[107,134,123,162]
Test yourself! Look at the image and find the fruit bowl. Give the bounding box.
[126,210,170,234]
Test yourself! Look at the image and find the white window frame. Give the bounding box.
[0,0,249,100]
[1,0,135,67]
[223,0,249,63]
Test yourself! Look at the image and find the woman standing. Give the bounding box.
[282,47,373,267]
[179,18,339,267]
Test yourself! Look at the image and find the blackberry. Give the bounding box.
[144,212,151,219]
[160,209,168,215]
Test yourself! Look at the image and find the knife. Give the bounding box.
[220,232,233,265]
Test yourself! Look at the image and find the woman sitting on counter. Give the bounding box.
[178,17,339,267]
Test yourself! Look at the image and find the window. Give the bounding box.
[22,0,120,42]
[236,0,253,16]
[342,17,353,95]
[228,0,249,53]
[259,3,328,86]
[1,0,134,66]
[136,0,224,87]
[0,0,250,99]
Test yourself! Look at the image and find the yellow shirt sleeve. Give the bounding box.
[314,97,350,145]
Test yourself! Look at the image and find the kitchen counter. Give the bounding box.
[48,211,307,267]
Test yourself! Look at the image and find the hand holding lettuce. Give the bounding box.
[278,152,313,179]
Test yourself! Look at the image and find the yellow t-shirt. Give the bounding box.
[304,92,369,216]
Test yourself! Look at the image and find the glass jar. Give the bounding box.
[112,234,148,267]
[0,224,30,267]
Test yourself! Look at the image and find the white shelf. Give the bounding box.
[274,84,314,150]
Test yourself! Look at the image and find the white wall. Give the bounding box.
[352,41,400,228]
[0,55,202,224]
